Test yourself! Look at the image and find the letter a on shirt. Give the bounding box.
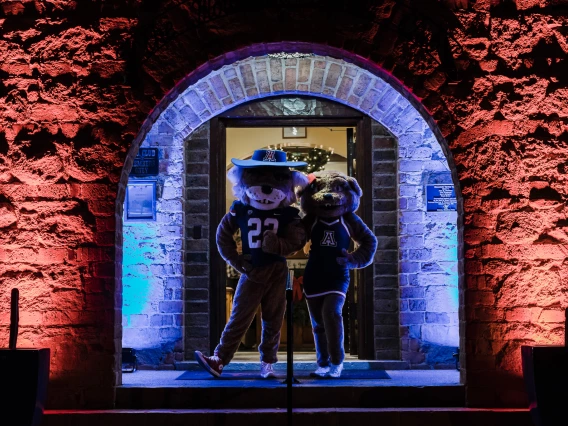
[320,230,337,247]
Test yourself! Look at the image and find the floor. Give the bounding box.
[120,351,462,389]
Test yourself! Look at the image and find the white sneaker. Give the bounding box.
[260,361,276,378]
[313,366,330,377]
[328,363,343,378]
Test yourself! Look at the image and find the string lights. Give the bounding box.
[267,144,334,173]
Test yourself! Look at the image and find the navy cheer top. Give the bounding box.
[230,201,300,267]
[303,216,352,298]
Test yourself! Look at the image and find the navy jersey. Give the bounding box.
[230,201,301,267]
[303,216,352,297]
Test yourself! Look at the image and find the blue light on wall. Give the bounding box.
[122,222,157,318]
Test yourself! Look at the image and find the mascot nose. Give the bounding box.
[323,193,333,200]
[261,185,273,194]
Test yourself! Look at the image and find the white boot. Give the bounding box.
[328,363,343,378]
[313,365,330,377]
[260,361,276,378]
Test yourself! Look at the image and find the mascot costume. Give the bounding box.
[195,149,308,378]
[299,171,377,378]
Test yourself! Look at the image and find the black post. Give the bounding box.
[9,288,19,350]
[564,308,568,351]
[284,270,300,426]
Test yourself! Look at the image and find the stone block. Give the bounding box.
[239,63,256,88]
[185,300,209,313]
[185,288,208,301]
[210,74,229,98]
[422,324,459,347]
[324,63,342,88]
[185,252,207,263]
[409,299,426,311]
[159,301,183,314]
[400,312,425,325]
[426,312,451,324]
[374,313,399,326]
[374,276,398,289]
[374,262,398,275]
[372,162,396,173]
[375,299,398,312]
[228,78,245,100]
[336,76,353,100]
[425,286,459,312]
[401,287,425,298]
[310,68,324,92]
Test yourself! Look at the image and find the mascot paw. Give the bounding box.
[336,248,358,269]
[233,256,253,275]
[261,230,280,254]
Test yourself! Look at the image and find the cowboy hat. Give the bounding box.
[231,149,307,168]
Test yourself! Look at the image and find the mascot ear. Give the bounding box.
[292,171,309,190]
[227,166,245,201]
[347,176,363,197]
[293,171,309,198]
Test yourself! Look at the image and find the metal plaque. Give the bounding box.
[426,184,457,212]
[131,148,159,176]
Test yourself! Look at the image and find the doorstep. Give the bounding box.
[175,359,410,371]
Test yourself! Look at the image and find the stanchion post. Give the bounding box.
[284,269,300,426]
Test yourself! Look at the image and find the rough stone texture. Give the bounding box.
[122,115,185,369]
[0,0,567,410]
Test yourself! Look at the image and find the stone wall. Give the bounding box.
[1,0,567,409]
[122,117,186,368]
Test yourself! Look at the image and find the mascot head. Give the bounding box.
[228,149,308,211]
[298,170,362,218]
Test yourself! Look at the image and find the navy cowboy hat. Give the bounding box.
[231,149,307,168]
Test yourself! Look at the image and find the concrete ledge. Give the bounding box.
[43,408,532,426]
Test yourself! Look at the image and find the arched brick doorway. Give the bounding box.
[116,44,464,379]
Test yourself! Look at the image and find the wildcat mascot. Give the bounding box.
[195,149,308,378]
[299,171,377,378]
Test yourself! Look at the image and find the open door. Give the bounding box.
[209,103,374,360]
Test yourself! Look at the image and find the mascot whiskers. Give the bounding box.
[195,149,308,378]
[299,171,377,378]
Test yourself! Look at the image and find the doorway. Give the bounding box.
[209,114,374,359]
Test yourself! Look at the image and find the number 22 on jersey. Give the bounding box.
[248,218,279,248]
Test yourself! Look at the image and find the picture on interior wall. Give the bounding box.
[125,181,157,221]
[282,127,307,139]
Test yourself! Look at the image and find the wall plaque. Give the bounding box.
[125,181,156,221]
[426,184,457,212]
[131,148,159,176]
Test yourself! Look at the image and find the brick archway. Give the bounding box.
[117,43,464,378]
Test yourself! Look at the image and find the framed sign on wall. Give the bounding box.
[125,180,157,221]
[282,127,307,138]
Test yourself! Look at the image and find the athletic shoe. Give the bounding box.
[328,363,343,378]
[260,361,276,378]
[312,365,330,377]
[194,351,223,377]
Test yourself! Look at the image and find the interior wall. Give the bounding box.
[225,127,349,207]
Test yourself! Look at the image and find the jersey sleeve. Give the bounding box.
[229,200,242,217]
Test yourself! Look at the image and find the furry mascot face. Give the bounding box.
[228,165,308,210]
[299,171,362,218]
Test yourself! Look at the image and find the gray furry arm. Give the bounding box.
[344,213,378,268]
[216,213,241,267]
[262,219,307,256]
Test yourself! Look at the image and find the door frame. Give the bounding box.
[209,115,375,359]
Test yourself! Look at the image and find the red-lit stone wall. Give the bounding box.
[1,0,567,409]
